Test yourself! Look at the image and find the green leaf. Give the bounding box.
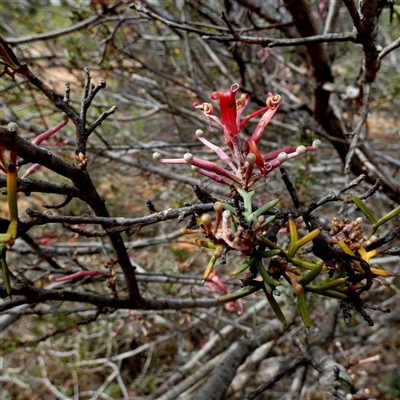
[306,277,346,291]
[289,257,320,271]
[222,203,237,215]
[218,286,261,302]
[254,259,280,287]
[232,257,255,275]
[287,215,298,258]
[295,228,320,250]
[255,249,281,258]
[260,215,276,228]
[305,287,347,299]
[297,292,310,327]
[0,245,11,298]
[352,196,377,225]
[253,198,280,218]
[203,255,217,281]
[298,264,323,286]
[373,205,400,233]
[263,288,286,325]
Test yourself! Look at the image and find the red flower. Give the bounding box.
[210,83,240,136]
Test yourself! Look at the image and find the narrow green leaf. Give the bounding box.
[203,255,217,281]
[195,239,218,249]
[297,292,310,328]
[352,196,377,225]
[260,215,276,228]
[0,233,14,243]
[306,277,346,291]
[263,288,286,325]
[374,205,400,233]
[254,259,280,287]
[305,287,347,299]
[237,188,255,217]
[262,237,281,251]
[222,203,237,215]
[218,286,260,302]
[295,228,320,250]
[232,257,255,276]
[253,198,280,218]
[255,249,281,258]
[289,257,320,271]
[298,264,323,286]
[287,215,298,258]
[0,245,11,298]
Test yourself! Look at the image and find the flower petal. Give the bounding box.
[211,83,240,136]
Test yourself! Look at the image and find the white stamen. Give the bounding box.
[153,152,162,161]
[277,152,288,162]
[184,153,194,163]
[246,153,257,165]
[296,145,306,154]
[223,210,231,219]
[312,139,321,148]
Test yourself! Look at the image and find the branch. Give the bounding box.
[344,83,371,175]
[0,285,218,312]
[245,355,311,400]
[379,35,400,60]
[201,32,357,47]
[342,0,382,83]
[0,175,78,197]
[193,311,296,400]
[22,203,215,230]
[0,122,141,301]
[0,124,80,180]
[134,1,357,48]
[4,13,115,45]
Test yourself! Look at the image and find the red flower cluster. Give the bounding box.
[154,84,320,189]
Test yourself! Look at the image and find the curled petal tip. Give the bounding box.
[266,94,281,109]
[193,102,214,114]
[231,83,240,92]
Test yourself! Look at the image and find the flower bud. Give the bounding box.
[201,214,212,226]
[214,202,224,212]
